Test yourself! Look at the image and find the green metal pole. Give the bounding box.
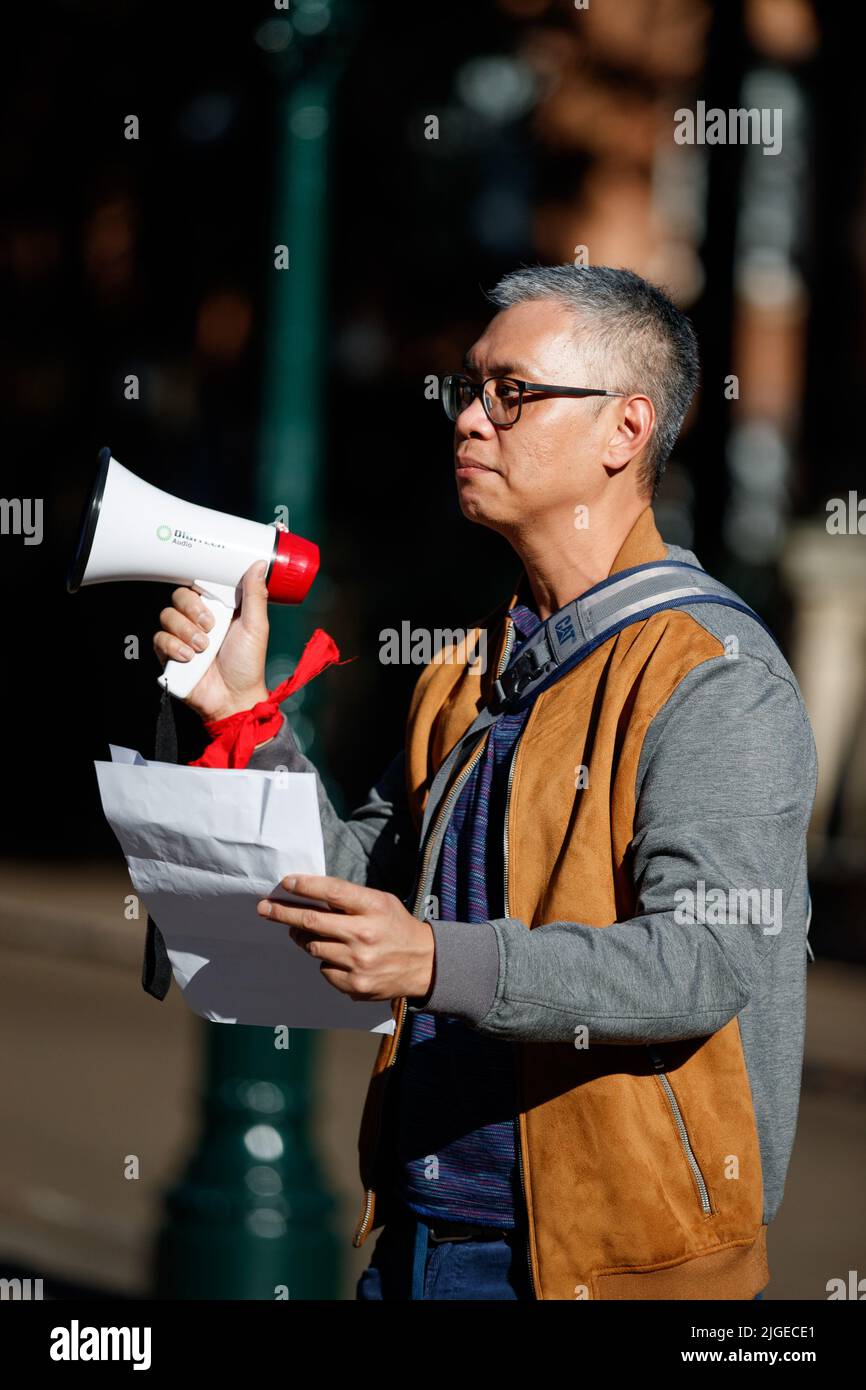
[153,4,357,1300]
[154,1026,337,1299]
[257,66,337,772]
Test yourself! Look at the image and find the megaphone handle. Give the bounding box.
[157,579,239,701]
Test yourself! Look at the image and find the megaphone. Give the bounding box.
[67,448,319,699]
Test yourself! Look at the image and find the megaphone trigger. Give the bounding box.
[158,579,239,701]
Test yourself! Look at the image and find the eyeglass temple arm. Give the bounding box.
[520,382,626,398]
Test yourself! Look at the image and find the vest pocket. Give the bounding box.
[647,1044,713,1216]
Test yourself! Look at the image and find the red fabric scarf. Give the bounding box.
[188,628,350,770]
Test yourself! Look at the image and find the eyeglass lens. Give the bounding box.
[444,376,520,424]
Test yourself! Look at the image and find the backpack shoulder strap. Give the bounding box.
[491,560,777,712]
[416,561,774,859]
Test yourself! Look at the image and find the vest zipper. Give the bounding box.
[514,1080,540,1296]
[502,727,519,919]
[498,618,516,685]
[352,616,516,1248]
[647,1045,713,1215]
[410,738,488,919]
[503,718,542,1299]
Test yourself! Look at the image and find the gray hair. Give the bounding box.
[485,264,699,498]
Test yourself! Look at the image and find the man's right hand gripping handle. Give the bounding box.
[152,560,272,724]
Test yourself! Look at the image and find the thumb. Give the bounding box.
[239,559,270,629]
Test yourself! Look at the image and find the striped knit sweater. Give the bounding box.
[394,600,542,1225]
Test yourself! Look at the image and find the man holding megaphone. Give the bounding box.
[154,560,275,727]
[150,264,816,1303]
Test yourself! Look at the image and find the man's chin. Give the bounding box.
[457,493,500,528]
[455,474,513,531]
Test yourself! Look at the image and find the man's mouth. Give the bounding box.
[456,457,496,474]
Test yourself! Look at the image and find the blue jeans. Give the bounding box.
[356,1203,767,1301]
[356,1206,533,1301]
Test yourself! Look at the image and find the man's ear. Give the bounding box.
[601,394,655,474]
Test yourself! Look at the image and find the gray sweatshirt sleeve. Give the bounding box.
[417,655,817,1043]
[246,713,418,897]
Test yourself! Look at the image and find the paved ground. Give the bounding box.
[0,861,863,1300]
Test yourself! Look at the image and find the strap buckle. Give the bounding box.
[490,637,552,712]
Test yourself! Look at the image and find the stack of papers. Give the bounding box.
[94,747,395,1034]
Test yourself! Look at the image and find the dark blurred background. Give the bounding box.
[1,0,864,1302]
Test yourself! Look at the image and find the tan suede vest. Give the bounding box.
[352,509,769,1300]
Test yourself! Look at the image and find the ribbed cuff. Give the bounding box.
[245,713,310,772]
[408,919,500,1024]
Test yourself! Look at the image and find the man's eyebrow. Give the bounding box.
[462,355,535,378]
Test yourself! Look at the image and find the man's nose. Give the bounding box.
[456,393,495,437]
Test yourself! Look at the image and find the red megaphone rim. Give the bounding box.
[266,527,320,604]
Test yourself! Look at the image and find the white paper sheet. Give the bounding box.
[95,747,395,1034]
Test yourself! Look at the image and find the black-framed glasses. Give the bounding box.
[442,373,625,427]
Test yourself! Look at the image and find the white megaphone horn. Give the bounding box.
[67,448,319,699]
